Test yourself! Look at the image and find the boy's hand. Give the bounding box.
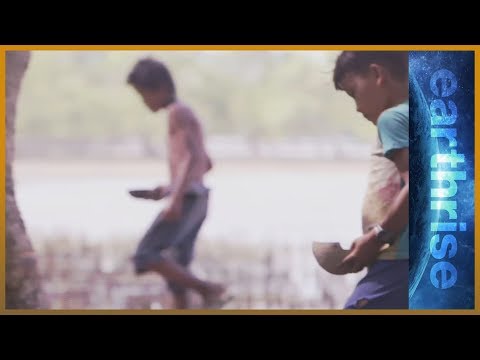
[206,156,213,172]
[162,200,182,221]
[151,186,170,200]
[339,231,383,273]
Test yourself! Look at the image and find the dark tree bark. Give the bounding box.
[6,51,47,309]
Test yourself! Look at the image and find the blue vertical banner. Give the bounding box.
[409,51,475,309]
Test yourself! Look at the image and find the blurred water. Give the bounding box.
[15,159,368,249]
[14,159,370,308]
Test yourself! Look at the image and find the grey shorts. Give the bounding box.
[133,191,209,293]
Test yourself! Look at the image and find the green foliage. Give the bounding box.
[17,50,375,141]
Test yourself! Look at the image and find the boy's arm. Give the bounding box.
[340,110,409,273]
[341,149,409,273]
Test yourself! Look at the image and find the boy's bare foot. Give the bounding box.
[201,283,232,309]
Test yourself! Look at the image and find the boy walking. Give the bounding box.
[127,58,227,309]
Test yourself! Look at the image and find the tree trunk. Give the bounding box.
[6,51,47,309]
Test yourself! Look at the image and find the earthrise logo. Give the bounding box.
[409,51,474,310]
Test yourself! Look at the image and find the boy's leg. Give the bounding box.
[156,260,226,309]
[133,205,183,275]
[134,228,222,302]
[344,260,409,309]
[148,257,224,300]
[166,196,228,308]
[134,194,226,308]
[166,220,204,309]
[171,288,188,309]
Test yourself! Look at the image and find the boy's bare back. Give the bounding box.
[167,102,212,187]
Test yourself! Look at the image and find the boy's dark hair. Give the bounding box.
[127,58,176,93]
[333,51,408,90]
